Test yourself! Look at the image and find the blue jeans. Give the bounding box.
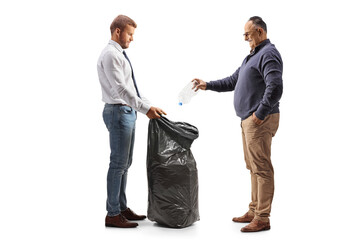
[103,104,137,216]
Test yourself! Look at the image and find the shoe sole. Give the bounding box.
[232,219,253,223]
[241,226,270,232]
[105,223,138,228]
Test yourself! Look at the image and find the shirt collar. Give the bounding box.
[250,39,270,55]
[108,40,124,53]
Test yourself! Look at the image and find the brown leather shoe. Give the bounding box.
[105,214,138,228]
[241,219,270,232]
[121,208,146,221]
[232,212,255,223]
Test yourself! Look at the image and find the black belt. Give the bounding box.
[106,103,131,107]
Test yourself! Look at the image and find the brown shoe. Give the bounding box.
[105,214,138,228]
[232,212,254,223]
[241,219,270,232]
[121,208,146,221]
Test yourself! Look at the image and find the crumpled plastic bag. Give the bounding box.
[146,116,199,228]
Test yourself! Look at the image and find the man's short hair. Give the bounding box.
[249,16,267,33]
[110,15,137,34]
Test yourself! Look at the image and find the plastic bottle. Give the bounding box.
[178,82,198,106]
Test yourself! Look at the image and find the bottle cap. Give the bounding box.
[178,102,183,106]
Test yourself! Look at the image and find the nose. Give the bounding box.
[243,33,249,41]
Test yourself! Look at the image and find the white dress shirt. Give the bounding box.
[97,40,151,114]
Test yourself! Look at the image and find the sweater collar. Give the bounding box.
[250,39,270,55]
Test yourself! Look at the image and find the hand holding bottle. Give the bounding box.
[192,78,207,91]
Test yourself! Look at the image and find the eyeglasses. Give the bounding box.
[243,29,258,37]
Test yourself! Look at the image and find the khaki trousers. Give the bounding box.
[241,113,279,221]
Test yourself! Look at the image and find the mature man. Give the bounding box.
[97,15,166,228]
[193,16,283,232]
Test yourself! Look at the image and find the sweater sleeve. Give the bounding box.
[255,50,283,120]
[206,67,240,92]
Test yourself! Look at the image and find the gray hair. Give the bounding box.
[249,16,267,33]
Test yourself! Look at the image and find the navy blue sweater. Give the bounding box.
[206,39,283,120]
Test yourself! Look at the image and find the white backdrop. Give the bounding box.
[1,0,359,239]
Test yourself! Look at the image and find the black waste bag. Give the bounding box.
[147,116,199,228]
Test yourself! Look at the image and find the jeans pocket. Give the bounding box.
[103,107,113,130]
[121,106,133,114]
